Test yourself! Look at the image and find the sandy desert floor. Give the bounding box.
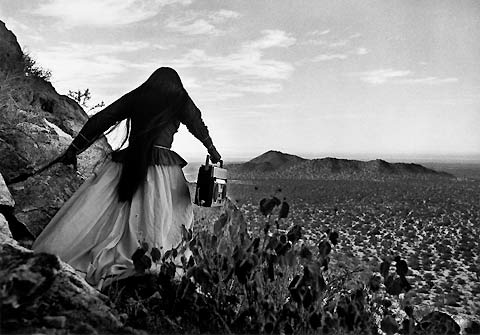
[222,177,480,324]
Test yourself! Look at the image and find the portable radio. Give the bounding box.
[194,155,227,207]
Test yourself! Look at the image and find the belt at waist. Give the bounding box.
[111,146,188,167]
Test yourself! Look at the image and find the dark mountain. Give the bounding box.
[230,150,306,173]
[249,150,306,166]
[228,151,454,180]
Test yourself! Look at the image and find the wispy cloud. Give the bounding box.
[355,69,458,85]
[166,18,217,35]
[37,50,131,101]
[135,30,296,99]
[28,27,295,103]
[349,33,362,39]
[164,30,295,80]
[328,40,349,48]
[397,77,459,85]
[303,30,362,50]
[50,41,151,56]
[253,103,293,109]
[307,39,367,63]
[307,29,330,36]
[312,54,348,62]
[170,76,283,102]
[357,69,412,84]
[302,39,327,46]
[303,29,331,46]
[165,9,240,36]
[245,29,296,49]
[172,47,294,80]
[355,47,369,55]
[3,18,45,42]
[30,41,152,97]
[32,0,192,27]
[210,9,241,22]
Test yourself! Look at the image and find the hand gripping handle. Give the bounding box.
[205,155,223,168]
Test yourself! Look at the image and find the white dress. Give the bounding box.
[33,159,193,288]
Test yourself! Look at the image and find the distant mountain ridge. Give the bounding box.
[227,151,454,180]
[238,150,307,173]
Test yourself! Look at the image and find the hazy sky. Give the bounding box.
[1,0,479,162]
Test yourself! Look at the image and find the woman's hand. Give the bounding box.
[60,147,78,170]
[208,145,222,164]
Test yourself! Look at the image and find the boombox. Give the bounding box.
[194,155,227,207]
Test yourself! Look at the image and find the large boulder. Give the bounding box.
[0,171,15,207]
[414,311,461,335]
[1,172,33,241]
[0,20,111,235]
[0,220,135,334]
[0,173,14,240]
[0,213,12,240]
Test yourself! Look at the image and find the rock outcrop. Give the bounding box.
[0,171,15,208]
[0,173,14,241]
[413,311,461,335]
[0,218,135,334]
[0,20,111,235]
[0,172,33,241]
[3,165,125,333]
[1,150,135,333]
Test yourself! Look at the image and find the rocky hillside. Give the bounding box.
[228,151,454,180]
[1,167,135,334]
[0,223,130,334]
[0,20,111,235]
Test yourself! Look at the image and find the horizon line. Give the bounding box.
[181,151,480,164]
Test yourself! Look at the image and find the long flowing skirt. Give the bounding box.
[33,161,193,288]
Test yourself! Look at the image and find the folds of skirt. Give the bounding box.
[33,160,193,288]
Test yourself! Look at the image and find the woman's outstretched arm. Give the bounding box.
[68,92,133,155]
[180,94,221,163]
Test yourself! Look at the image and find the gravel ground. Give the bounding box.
[225,178,480,323]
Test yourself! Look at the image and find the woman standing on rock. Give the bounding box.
[33,67,221,289]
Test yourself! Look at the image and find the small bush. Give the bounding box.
[21,52,51,81]
[68,88,105,112]
[0,50,51,111]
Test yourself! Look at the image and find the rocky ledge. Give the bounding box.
[0,174,140,334]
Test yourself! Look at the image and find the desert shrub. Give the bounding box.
[21,52,51,81]
[68,88,105,112]
[0,51,51,110]
[102,197,430,335]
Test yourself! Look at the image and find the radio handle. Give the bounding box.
[205,155,223,168]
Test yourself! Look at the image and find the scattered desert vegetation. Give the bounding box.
[96,172,480,335]
[228,177,480,325]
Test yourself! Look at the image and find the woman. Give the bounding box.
[33,67,221,289]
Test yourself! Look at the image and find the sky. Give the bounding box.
[1,0,479,162]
